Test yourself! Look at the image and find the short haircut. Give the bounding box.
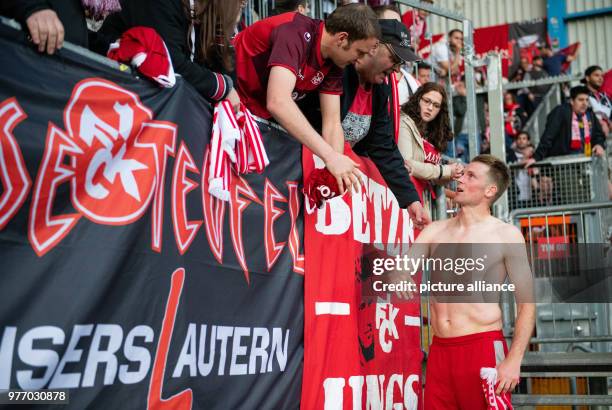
[448,28,463,37]
[532,55,543,61]
[517,131,531,140]
[570,85,590,100]
[585,65,603,77]
[471,154,510,202]
[417,62,432,70]
[325,4,381,42]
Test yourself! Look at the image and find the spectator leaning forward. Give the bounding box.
[233,4,380,194]
[339,19,428,227]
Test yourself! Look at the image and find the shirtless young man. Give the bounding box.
[406,155,536,409]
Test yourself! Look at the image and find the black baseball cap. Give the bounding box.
[379,19,420,63]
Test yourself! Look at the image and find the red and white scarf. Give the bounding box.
[208,101,269,201]
[570,111,591,152]
[387,72,400,143]
[480,368,513,410]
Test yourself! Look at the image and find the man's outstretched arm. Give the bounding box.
[319,92,345,154]
[266,66,360,192]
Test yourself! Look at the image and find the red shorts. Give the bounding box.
[424,330,509,410]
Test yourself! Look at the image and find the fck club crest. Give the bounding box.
[66,79,175,224]
[311,71,324,86]
[10,78,177,256]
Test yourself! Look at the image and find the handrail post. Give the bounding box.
[487,53,509,219]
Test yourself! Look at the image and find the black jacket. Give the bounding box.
[100,0,232,102]
[534,103,606,161]
[452,94,467,134]
[1,0,88,47]
[343,67,419,208]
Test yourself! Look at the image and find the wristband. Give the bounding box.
[438,164,444,179]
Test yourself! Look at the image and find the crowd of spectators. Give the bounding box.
[1,0,609,211]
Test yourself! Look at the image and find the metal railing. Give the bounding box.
[506,202,612,352]
[0,16,131,74]
[506,202,612,407]
[507,154,609,212]
[518,73,583,149]
[523,84,563,148]
[397,0,481,163]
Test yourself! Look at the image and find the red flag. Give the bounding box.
[558,42,580,73]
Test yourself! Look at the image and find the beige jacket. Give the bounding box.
[397,114,452,182]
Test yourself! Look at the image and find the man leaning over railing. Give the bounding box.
[524,85,606,168]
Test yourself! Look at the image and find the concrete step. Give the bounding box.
[521,352,612,372]
[512,394,612,406]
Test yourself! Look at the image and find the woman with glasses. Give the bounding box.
[397,82,463,203]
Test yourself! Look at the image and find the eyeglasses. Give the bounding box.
[421,96,442,110]
[383,43,403,71]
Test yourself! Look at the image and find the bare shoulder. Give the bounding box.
[492,218,525,244]
[416,219,450,243]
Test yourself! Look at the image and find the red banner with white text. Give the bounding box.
[301,147,423,409]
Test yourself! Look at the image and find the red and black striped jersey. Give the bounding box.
[234,12,343,119]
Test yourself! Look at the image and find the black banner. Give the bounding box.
[508,18,547,77]
[0,22,304,409]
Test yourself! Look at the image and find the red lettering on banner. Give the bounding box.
[201,149,226,264]
[5,79,303,279]
[144,122,176,253]
[3,78,181,255]
[264,179,287,271]
[172,142,202,255]
[147,268,193,410]
[0,98,31,230]
[286,182,304,274]
[28,78,178,255]
[28,124,83,256]
[230,176,262,283]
